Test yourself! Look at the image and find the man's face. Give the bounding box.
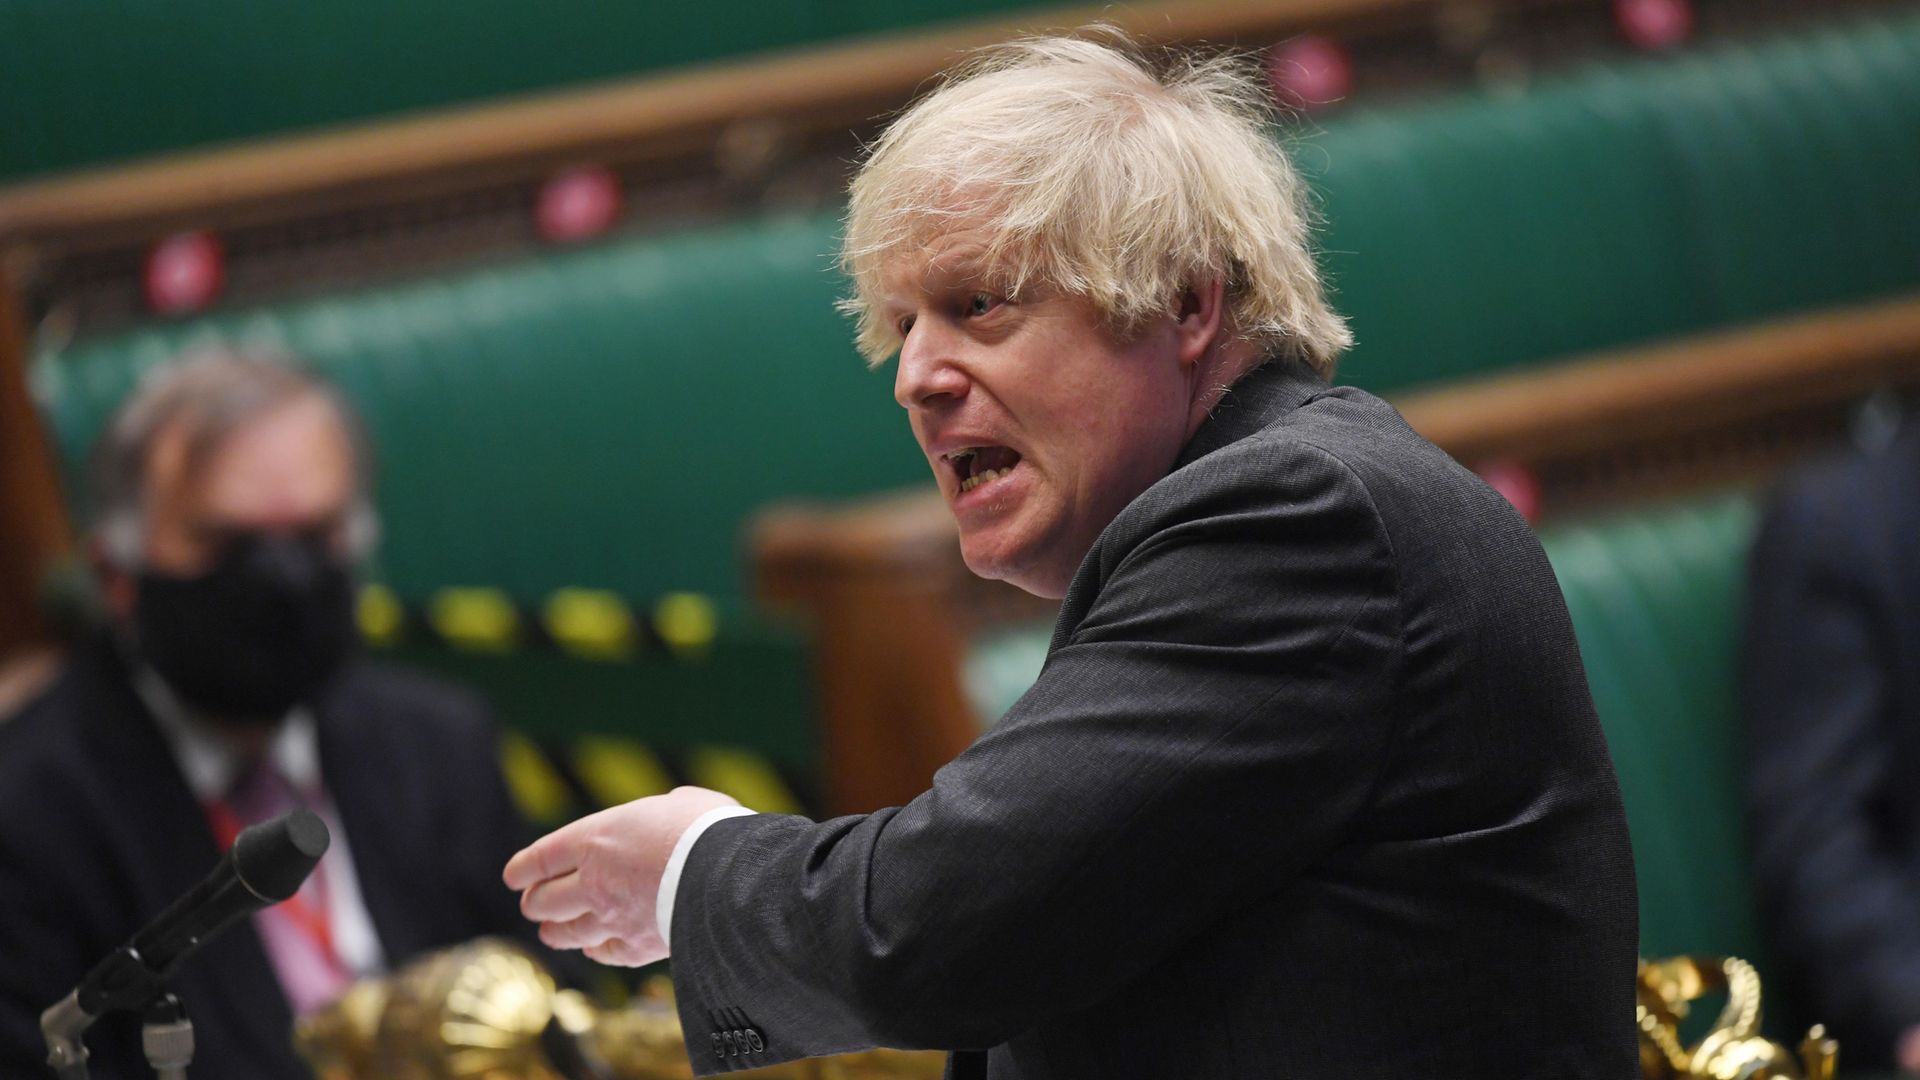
[884,228,1195,598]
[132,396,358,582]
[99,393,364,727]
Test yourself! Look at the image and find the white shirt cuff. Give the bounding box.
[656,805,756,950]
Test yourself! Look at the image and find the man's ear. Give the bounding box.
[1173,277,1229,367]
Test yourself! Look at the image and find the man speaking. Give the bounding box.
[507,34,1638,1078]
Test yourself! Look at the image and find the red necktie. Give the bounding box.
[205,759,351,1014]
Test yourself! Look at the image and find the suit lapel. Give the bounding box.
[313,689,398,953]
[315,677,438,964]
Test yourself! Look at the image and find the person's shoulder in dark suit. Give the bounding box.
[1758,419,1920,566]
[0,636,161,890]
[321,655,502,751]
[1743,419,1920,1070]
[315,654,600,1000]
[310,651,565,964]
[0,639,187,1079]
[1093,371,1638,1077]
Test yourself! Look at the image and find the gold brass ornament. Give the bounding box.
[294,938,945,1080]
[298,940,1839,1080]
[1636,956,1838,1080]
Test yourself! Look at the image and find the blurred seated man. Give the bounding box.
[1742,414,1920,1073]
[0,353,554,1079]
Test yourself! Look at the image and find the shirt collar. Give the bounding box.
[134,667,322,802]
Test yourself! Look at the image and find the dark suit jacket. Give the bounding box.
[1742,422,1920,1069]
[667,361,1640,1079]
[0,636,548,1080]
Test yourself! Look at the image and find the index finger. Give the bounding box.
[503,820,589,891]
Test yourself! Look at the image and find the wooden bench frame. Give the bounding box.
[753,295,1920,813]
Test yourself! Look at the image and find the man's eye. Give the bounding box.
[967,294,997,317]
[896,314,916,337]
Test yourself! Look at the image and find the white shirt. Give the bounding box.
[656,805,757,946]
[135,669,386,979]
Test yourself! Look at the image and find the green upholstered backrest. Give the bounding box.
[27,11,1915,821]
[33,213,923,614]
[1539,493,1761,961]
[1297,10,1920,391]
[0,0,1046,182]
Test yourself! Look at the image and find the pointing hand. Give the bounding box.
[504,785,740,967]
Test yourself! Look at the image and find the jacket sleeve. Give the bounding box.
[1742,470,1920,1051]
[666,441,1403,1074]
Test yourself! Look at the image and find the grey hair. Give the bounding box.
[89,349,378,568]
[840,30,1352,374]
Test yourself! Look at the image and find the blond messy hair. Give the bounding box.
[840,31,1351,375]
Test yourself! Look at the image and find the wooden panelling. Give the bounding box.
[0,259,73,656]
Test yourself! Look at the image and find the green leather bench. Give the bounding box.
[34,214,901,614]
[1542,493,1761,962]
[1298,9,1920,390]
[26,11,1918,820]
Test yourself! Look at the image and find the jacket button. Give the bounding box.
[722,1030,738,1057]
[746,1028,765,1053]
[710,1033,725,1057]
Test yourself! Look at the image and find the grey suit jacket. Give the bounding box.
[669,360,1639,1079]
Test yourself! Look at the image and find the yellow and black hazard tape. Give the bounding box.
[356,583,721,660]
[499,730,814,824]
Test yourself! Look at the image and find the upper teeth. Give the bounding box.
[960,467,1011,493]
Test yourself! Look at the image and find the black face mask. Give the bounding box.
[134,533,358,721]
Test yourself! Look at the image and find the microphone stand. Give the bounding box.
[40,809,326,1079]
[141,994,194,1080]
[39,991,91,1080]
[41,941,168,1080]
[41,976,198,1080]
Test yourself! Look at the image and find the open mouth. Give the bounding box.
[945,446,1023,494]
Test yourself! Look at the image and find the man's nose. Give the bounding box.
[893,321,970,410]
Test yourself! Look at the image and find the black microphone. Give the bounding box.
[42,809,330,1075]
[117,807,330,993]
